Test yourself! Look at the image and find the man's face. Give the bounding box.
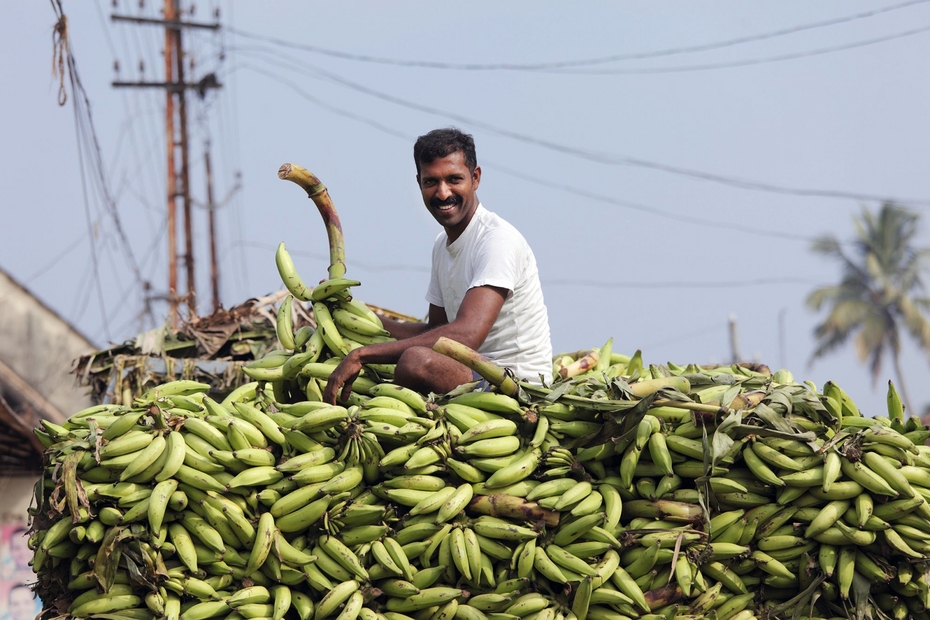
[9,587,35,620]
[417,151,481,243]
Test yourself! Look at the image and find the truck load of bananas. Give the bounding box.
[26,165,930,620]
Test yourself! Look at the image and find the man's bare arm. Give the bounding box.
[378,308,447,340]
[351,289,503,363]
[322,286,507,403]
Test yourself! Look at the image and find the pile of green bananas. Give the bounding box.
[27,247,930,620]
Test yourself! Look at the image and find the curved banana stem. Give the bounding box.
[278,163,346,279]
[432,336,520,397]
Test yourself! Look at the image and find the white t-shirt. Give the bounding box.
[426,204,552,383]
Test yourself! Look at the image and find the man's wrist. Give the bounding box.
[347,346,370,366]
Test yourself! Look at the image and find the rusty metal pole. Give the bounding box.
[729,313,741,364]
[175,1,196,317]
[164,0,178,328]
[204,146,220,312]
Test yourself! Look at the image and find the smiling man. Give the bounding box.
[323,128,551,404]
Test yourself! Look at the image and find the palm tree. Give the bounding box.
[806,202,930,414]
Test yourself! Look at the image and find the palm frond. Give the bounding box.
[899,296,930,349]
[807,202,930,376]
[806,285,844,311]
[808,327,852,364]
[865,338,885,386]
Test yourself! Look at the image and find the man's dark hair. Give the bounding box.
[414,128,477,175]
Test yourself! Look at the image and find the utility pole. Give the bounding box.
[164,0,178,326]
[728,313,741,364]
[175,1,196,320]
[111,2,221,327]
[778,308,787,370]
[204,145,219,313]
[203,148,241,314]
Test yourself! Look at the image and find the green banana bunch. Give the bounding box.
[35,316,930,620]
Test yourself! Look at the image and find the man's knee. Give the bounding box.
[396,346,471,393]
[397,347,433,378]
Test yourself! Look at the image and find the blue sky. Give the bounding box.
[4,1,930,416]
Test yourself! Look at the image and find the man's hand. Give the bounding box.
[320,285,506,401]
[322,350,364,405]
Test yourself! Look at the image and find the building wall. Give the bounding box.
[0,477,35,529]
[0,270,99,616]
[0,269,96,417]
[0,476,42,619]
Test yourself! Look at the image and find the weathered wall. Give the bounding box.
[0,477,35,529]
[0,476,42,619]
[0,269,96,418]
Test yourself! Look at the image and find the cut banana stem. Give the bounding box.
[278,163,346,279]
[432,337,520,397]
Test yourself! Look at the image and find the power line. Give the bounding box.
[92,0,119,59]
[226,0,930,71]
[25,233,87,283]
[221,63,829,294]
[641,320,729,351]
[215,2,250,302]
[112,9,166,227]
[52,0,109,341]
[238,63,412,140]
[313,62,930,206]
[57,2,149,293]
[236,61,856,246]
[236,50,930,206]
[238,240,815,290]
[234,241,430,275]
[490,164,816,243]
[108,229,166,337]
[544,277,816,289]
[555,22,930,75]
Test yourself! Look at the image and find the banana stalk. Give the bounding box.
[278,163,346,279]
[432,337,520,397]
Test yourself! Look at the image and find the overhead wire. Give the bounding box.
[109,224,167,336]
[105,0,229,325]
[226,0,930,71]
[217,0,251,300]
[236,241,816,290]
[123,3,166,232]
[63,0,162,339]
[641,320,730,352]
[112,0,169,240]
[69,258,96,329]
[91,0,118,59]
[135,7,167,185]
[225,59,837,293]
[235,241,429,275]
[51,0,109,342]
[553,23,930,75]
[100,0,157,219]
[489,163,817,243]
[58,4,925,334]
[68,8,148,285]
[543,276,816,290]
[107,4,164,322]
[24,233,88,287]
[118,103,166,227]
[230,44,930,206]
[233,58,856,245]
